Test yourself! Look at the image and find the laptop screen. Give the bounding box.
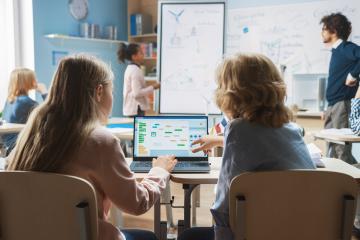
[133,116,208,161]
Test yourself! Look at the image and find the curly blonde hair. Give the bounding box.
[215,53,291,128]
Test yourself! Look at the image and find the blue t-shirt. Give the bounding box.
[211,118,315,240]
[2,94,46,153]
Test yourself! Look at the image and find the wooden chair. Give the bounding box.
[0,171,98,240]
[229,170,358,240]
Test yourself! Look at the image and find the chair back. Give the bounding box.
[229,170,358,240]
[0,171,98,240]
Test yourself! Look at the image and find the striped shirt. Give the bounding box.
[350,98,360,135]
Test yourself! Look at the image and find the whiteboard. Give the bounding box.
[227,0,360,74]
[158,1,225,114]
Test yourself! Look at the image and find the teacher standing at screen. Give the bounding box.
[320,12,360,164]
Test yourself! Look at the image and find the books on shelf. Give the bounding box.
[130,13,153,36]
[140,42,157,58]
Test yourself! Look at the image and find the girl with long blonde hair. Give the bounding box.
[7,55,177,240]
[2,68,47,155]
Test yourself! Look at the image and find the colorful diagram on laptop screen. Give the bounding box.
[134,117,207,157]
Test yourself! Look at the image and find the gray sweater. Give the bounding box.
[211,118,315,240]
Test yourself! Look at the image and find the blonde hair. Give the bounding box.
[215,53,291,128]
[7,68,36,103]
[7,55,114,172]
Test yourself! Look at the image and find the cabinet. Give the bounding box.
[127,0,158,115]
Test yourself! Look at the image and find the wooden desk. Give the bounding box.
[0,118,133,140]
[313,128,360,145]
[319,158,360,184]
[0,118,132,136]
[130,157,360,239]
[170,158,360,237]
[170,158,220,185]
[295,111,322,119]
[0,123,25,134]
[127,157,360,240]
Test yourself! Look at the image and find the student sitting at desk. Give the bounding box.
[2,68,47,155]
[189,53,315,240]
[6,55,177,240]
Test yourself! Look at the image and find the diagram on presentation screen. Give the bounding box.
[160,4,224,114]
[166,9,204,54]
[163,70,194,91]
[227,0,360,74]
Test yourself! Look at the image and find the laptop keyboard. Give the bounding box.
[132,161,209,169]
[133,162,152,168]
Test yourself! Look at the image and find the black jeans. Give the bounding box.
[126,106,145,118]
[137,105,145,116]
[177,227,214,240]
[122,229,158,240]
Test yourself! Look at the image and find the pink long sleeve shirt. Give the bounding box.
[62,126,169,240]
[123,64,154,116]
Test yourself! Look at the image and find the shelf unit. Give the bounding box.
[128,0,159,114]
[129,33,157,39]
[44,34,126,47]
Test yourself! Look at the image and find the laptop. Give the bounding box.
[130,116,210,173]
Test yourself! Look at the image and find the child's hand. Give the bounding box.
[152,155,177,172]
[36,83,48,95]
[152,82,160,90]
[191,136,223,153]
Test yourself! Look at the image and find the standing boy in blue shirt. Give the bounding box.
[320,13,360,164]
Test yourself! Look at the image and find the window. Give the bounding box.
[0,0,16,110]
[0,0,34,111]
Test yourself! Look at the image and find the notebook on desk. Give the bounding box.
[130,116,210,173]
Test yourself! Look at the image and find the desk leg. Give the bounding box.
[154,199,161,239]
[192,185,200,226]
[178,184,198,236]
[154,199,167,240]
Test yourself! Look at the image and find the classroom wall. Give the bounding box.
[32,0,127,117]
[228,0,360,161]
[228,0,325,8]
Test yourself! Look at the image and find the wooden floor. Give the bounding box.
[111,181,360,239]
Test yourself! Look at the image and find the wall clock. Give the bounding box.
[68,0,88,20]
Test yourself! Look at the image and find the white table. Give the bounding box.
[313,128,360,145]
[0,123,25,134]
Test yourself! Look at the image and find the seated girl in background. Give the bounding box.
[188,53,315,240]
[7,55,177,240]
[117,43,160,116]
[2,68,47,155]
